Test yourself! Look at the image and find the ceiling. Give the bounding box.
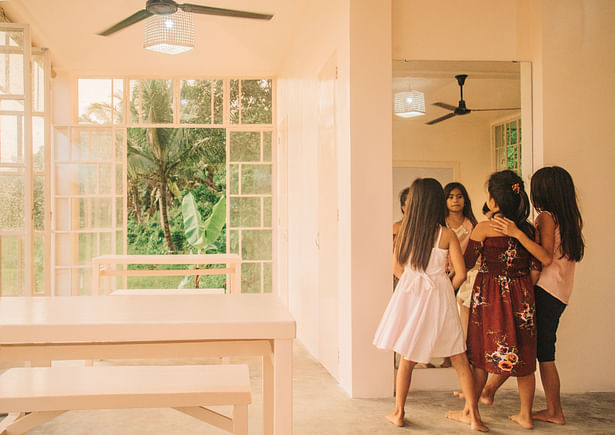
[1,0,306,76]
[393,60,521,126]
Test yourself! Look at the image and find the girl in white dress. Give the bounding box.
[373,178,487,431]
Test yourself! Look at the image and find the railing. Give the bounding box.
[91,254,242,295]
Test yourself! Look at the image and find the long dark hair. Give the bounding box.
[531,166,584,261]
[488,170,535,239]
[398,186,410,214]
[444,182,478,226]
[394,178,446,271]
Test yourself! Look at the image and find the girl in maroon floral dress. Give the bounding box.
[457,170,541,430]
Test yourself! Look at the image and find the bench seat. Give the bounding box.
[0,364,251,434]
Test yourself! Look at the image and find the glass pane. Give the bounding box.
[0,168,24,231]
[263,262,272,293]
[495,125,502,147]
[78,267,90,296]
[241,229,272,260]
[93,198,112,228]
[54,127,70,161]
[74,198,88,229]
[229,229,239,254]
[240,79,272,124]
[115,130,125,160]
[229,164,239,194]
[87,130,114,162]
[229,79,239,123]
[180,79,212,124]
[230,197,261,227]
[0,99,24,110]
[33,116,45,171]
[99,164,112,194]
[116,197,124,226]
[113,79,124,124]
[116,230,124,254]
[100,232,112,255]
[510,122,518,144]
[34,235,45,295]
[78,78,113,124]
[241,262,261,293]
[230,131,260,162]
[1,114,23,164]
[34,175,44,231]
[213,80,224,124]
[263,197,272,227]
[55,198,69,231]
[55,233,71,266]
[55,164,78,196]
[241,164,272,194]
[55,268,70,296]
[79,232,97,264]
[507,146,517,169]
[32,53,46,112]
[79,165,97,194]
[0,31,24,49]
[496,148,506,171]
[116,164,123,195]
[1,235,24,296]
[0,52,25,95]
[263,131,272,162]
[129,79,174,124]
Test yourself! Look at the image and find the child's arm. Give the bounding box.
[393,254,404,279]
[530,269,540,285]
[490,212,555,266]
[447,229,467,290]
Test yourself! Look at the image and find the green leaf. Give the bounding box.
[182,192,206,249]
[203,194,226,246]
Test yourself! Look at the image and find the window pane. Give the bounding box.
[34,175,44,231]
[240,79,272,124]
[263,197,272,227]
[34,235,45,295]
[241,229,272,260]
[32,53,46,112]
[1,114,23,164]
[78,79,113,124]
[241,262,261,293]
[0,50,25,95]
[1,235,24,296]
[213,80,224,124]
[230,197,261,227]
[263,262,272,293]
[180,79,212,124]
[229,79,239,123]
[263,131,272,162]
[0,168,24,231]
[33,116,45,171]
[230,131,260,162]
[129,79,173,124]
[241,165,271,194]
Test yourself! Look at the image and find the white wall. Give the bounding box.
[276,0,353,390]
[277,0,393,398]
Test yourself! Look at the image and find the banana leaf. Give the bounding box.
[181,192,206,250]
[202,194,226,246]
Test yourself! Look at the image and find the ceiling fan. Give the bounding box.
[425,74,520,125]
[98,0,273,36]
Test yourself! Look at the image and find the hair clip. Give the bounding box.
[512,183,520,194]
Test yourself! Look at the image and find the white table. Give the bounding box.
[0,294,295,435]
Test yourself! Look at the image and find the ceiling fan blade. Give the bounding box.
[425,112,457,125]
[98,9,153,36]
[179,4,273,20]
[433,102,458,111]
[470,107,521,111]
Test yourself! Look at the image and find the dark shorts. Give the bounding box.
[535,285,567,362]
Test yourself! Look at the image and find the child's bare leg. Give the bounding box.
[387,358,416,427]
[509,373,535,429]
[459,301,470,339]
[454,367,502,406]
[446,353,488,432]
[533,361,565,424]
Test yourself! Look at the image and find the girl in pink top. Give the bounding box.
[484,166,585,425]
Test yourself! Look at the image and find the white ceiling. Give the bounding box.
[2,0,306,76]
[393,60,521,126]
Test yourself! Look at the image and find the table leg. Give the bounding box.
[273,338,293,435]
[263,353,274,435]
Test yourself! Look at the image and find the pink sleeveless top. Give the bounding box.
[536,213,575,304]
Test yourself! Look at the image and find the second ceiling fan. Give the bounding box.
[426,74,520,125]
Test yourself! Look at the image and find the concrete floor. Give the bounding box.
[4,342,615,434]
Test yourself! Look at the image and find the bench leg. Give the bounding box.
[232,404,248,435]
[174,406,233,432]
[0,410,65,435]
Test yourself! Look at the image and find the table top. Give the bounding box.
[0,294,295,344]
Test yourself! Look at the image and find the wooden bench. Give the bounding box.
[0,364,252,435]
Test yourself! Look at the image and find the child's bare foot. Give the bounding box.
[385,411,405,427]
[509,413,534,429]
[471,420,489,432]
[532,409,565,424]
[446,409,489,432]
[452,390,494,405]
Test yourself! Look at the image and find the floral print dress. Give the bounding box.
[464,236,541,377]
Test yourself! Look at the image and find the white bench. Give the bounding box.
[0,364,252,435]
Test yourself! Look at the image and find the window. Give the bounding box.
[493,117,521,176]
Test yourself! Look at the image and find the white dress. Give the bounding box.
[373,227,466,363]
